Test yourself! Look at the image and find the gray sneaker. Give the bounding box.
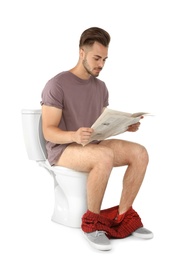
[132,227,154,239]
[83,231,112,251]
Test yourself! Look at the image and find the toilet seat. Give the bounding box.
[39,160,87,177]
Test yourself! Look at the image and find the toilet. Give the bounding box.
[21,109,88,228]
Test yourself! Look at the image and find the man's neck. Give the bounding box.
[69,65,91,80]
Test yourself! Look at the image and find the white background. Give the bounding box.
[1,0,189,259]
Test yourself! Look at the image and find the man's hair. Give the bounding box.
[79,27,111,48]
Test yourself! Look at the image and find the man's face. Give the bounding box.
[81,42,108,77]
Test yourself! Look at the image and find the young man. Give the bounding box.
[41,27,153,251]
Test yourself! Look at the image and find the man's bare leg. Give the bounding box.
[99,139,149,214]
[56,143,114,213]
[56,139,148,215]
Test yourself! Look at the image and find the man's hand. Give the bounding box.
[72,127,94,146]
[127,116,143,132]
[127,121,141,132]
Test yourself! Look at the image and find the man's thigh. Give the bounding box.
[56,139,141,170]
[55,142,111,172]
[99,139,141,166]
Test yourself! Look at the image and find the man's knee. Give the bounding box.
[137,145,149,164]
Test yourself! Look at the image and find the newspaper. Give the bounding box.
[86,108,149,144]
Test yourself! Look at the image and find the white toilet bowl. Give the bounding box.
[21,109,88,228]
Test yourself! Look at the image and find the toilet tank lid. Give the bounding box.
[21,109,41,114]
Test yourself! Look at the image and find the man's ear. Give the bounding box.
[79,48,85,59]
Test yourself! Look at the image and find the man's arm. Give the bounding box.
[42,105,93,146]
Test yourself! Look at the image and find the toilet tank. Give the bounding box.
[21,109,47,161]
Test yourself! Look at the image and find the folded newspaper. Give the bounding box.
[86,108,149,145]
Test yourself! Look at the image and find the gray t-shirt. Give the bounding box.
[41,71,109,165]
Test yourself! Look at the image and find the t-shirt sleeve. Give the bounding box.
[40,79,64,109]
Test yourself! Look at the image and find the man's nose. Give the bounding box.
[98,60,104,68]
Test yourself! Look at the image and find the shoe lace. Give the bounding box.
[95,231,106,237]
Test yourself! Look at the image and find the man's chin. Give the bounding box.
[92,71,100,77]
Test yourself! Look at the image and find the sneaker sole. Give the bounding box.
[83,232,112,251]
[132,231,154,239]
